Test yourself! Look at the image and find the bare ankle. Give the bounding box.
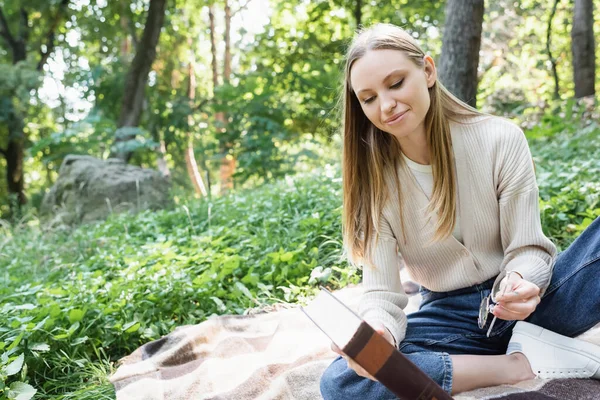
[509,353,536,383]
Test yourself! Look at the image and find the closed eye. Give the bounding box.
[390,79,404,89]
[361,79,404,104]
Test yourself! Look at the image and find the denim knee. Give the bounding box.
[320,357,345,400]
[320,356,398,400]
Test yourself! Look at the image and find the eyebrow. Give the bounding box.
[356,69,407,95]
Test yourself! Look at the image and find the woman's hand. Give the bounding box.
[492,272,541,321]
[330,321,395,381]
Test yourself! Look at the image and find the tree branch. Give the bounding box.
[231,0,254,18]
[37,0,70,71]
[0,6,17,51]
[193,98,210,112]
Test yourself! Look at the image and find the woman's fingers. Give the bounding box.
[331,342,342,356]
[490,273,542,321]
[329,341,378,381]
[492,295,540,320]
[345,356,378,381]
[329,321,395,381]
[495,273,540,305]
[496,284,539,303]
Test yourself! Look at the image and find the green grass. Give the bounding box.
[0,104,598,399]
[0,164,357,399]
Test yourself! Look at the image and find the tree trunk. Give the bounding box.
[5,106,26,207]
[208,2,235,195]
[186,55,208,197]
[0,2,69,209]
[208,4,219,90]
[223,0,232,83]
[219,0,235,195]
[4,38,27,207]
[571,0,596,98]
[355,0,362,28]
[111,0,167,162]
[438,0,484,108]
[547,0,561,100]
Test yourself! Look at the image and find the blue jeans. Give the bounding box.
[320,217,600,399]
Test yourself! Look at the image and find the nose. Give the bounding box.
[380,94,396,115]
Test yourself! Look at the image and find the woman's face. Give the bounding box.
[349,49,437,141]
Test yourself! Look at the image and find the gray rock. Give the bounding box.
[41,155,170,224]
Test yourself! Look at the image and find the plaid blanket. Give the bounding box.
[110,284,600,399]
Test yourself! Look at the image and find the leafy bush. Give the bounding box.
[526,101,600,250]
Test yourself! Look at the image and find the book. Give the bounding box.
[301,287,452,400]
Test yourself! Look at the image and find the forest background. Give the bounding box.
[0,0,598,399]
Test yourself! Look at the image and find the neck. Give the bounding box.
[397,125,430,165]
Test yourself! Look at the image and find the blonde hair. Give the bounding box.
[342,23,483,269]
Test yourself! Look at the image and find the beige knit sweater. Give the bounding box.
[358,115,557,345]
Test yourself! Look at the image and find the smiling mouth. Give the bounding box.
[385,110,408,124]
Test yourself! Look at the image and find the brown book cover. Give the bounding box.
[301,287,452,400]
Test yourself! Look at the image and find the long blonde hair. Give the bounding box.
[342,23,483,269]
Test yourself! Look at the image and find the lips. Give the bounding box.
[385,110,408,124]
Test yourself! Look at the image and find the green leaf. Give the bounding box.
[72,336,89,345]
[234,282,254,300]
[53,332,70,340]
[309,266,332,284]
[29,343,50,352]
[280,252,294,263]
[122,321,140,334]
[210,297,226,312]
[68,322,80,335]
[68,309,85,323]
[7,381,37,400]
[241,272,260,286]
[13,304,35,311]
[7,332,24,352]
[31,316,49,331]
[48,288,68,296]
[5,354,24,376]
[193,272,214,287]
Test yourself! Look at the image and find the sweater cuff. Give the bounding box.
[492,254,554,297]
[508,254,554,296]
[362,309,408,347]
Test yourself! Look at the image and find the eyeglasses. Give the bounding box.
[478,271,516,337]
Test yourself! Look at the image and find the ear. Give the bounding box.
[423,55,437,88]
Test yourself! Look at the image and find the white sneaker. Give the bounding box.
[507,321,600,380]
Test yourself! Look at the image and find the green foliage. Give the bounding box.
[525,101,600,250]
[4,0,599,208]
[205,0,447,187]
[29,113,116,162]
[0,164,358,398]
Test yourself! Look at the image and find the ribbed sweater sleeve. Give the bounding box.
[357,215,409,346]
[496,125,557,294]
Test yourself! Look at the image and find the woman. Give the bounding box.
[320,23,600,398]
